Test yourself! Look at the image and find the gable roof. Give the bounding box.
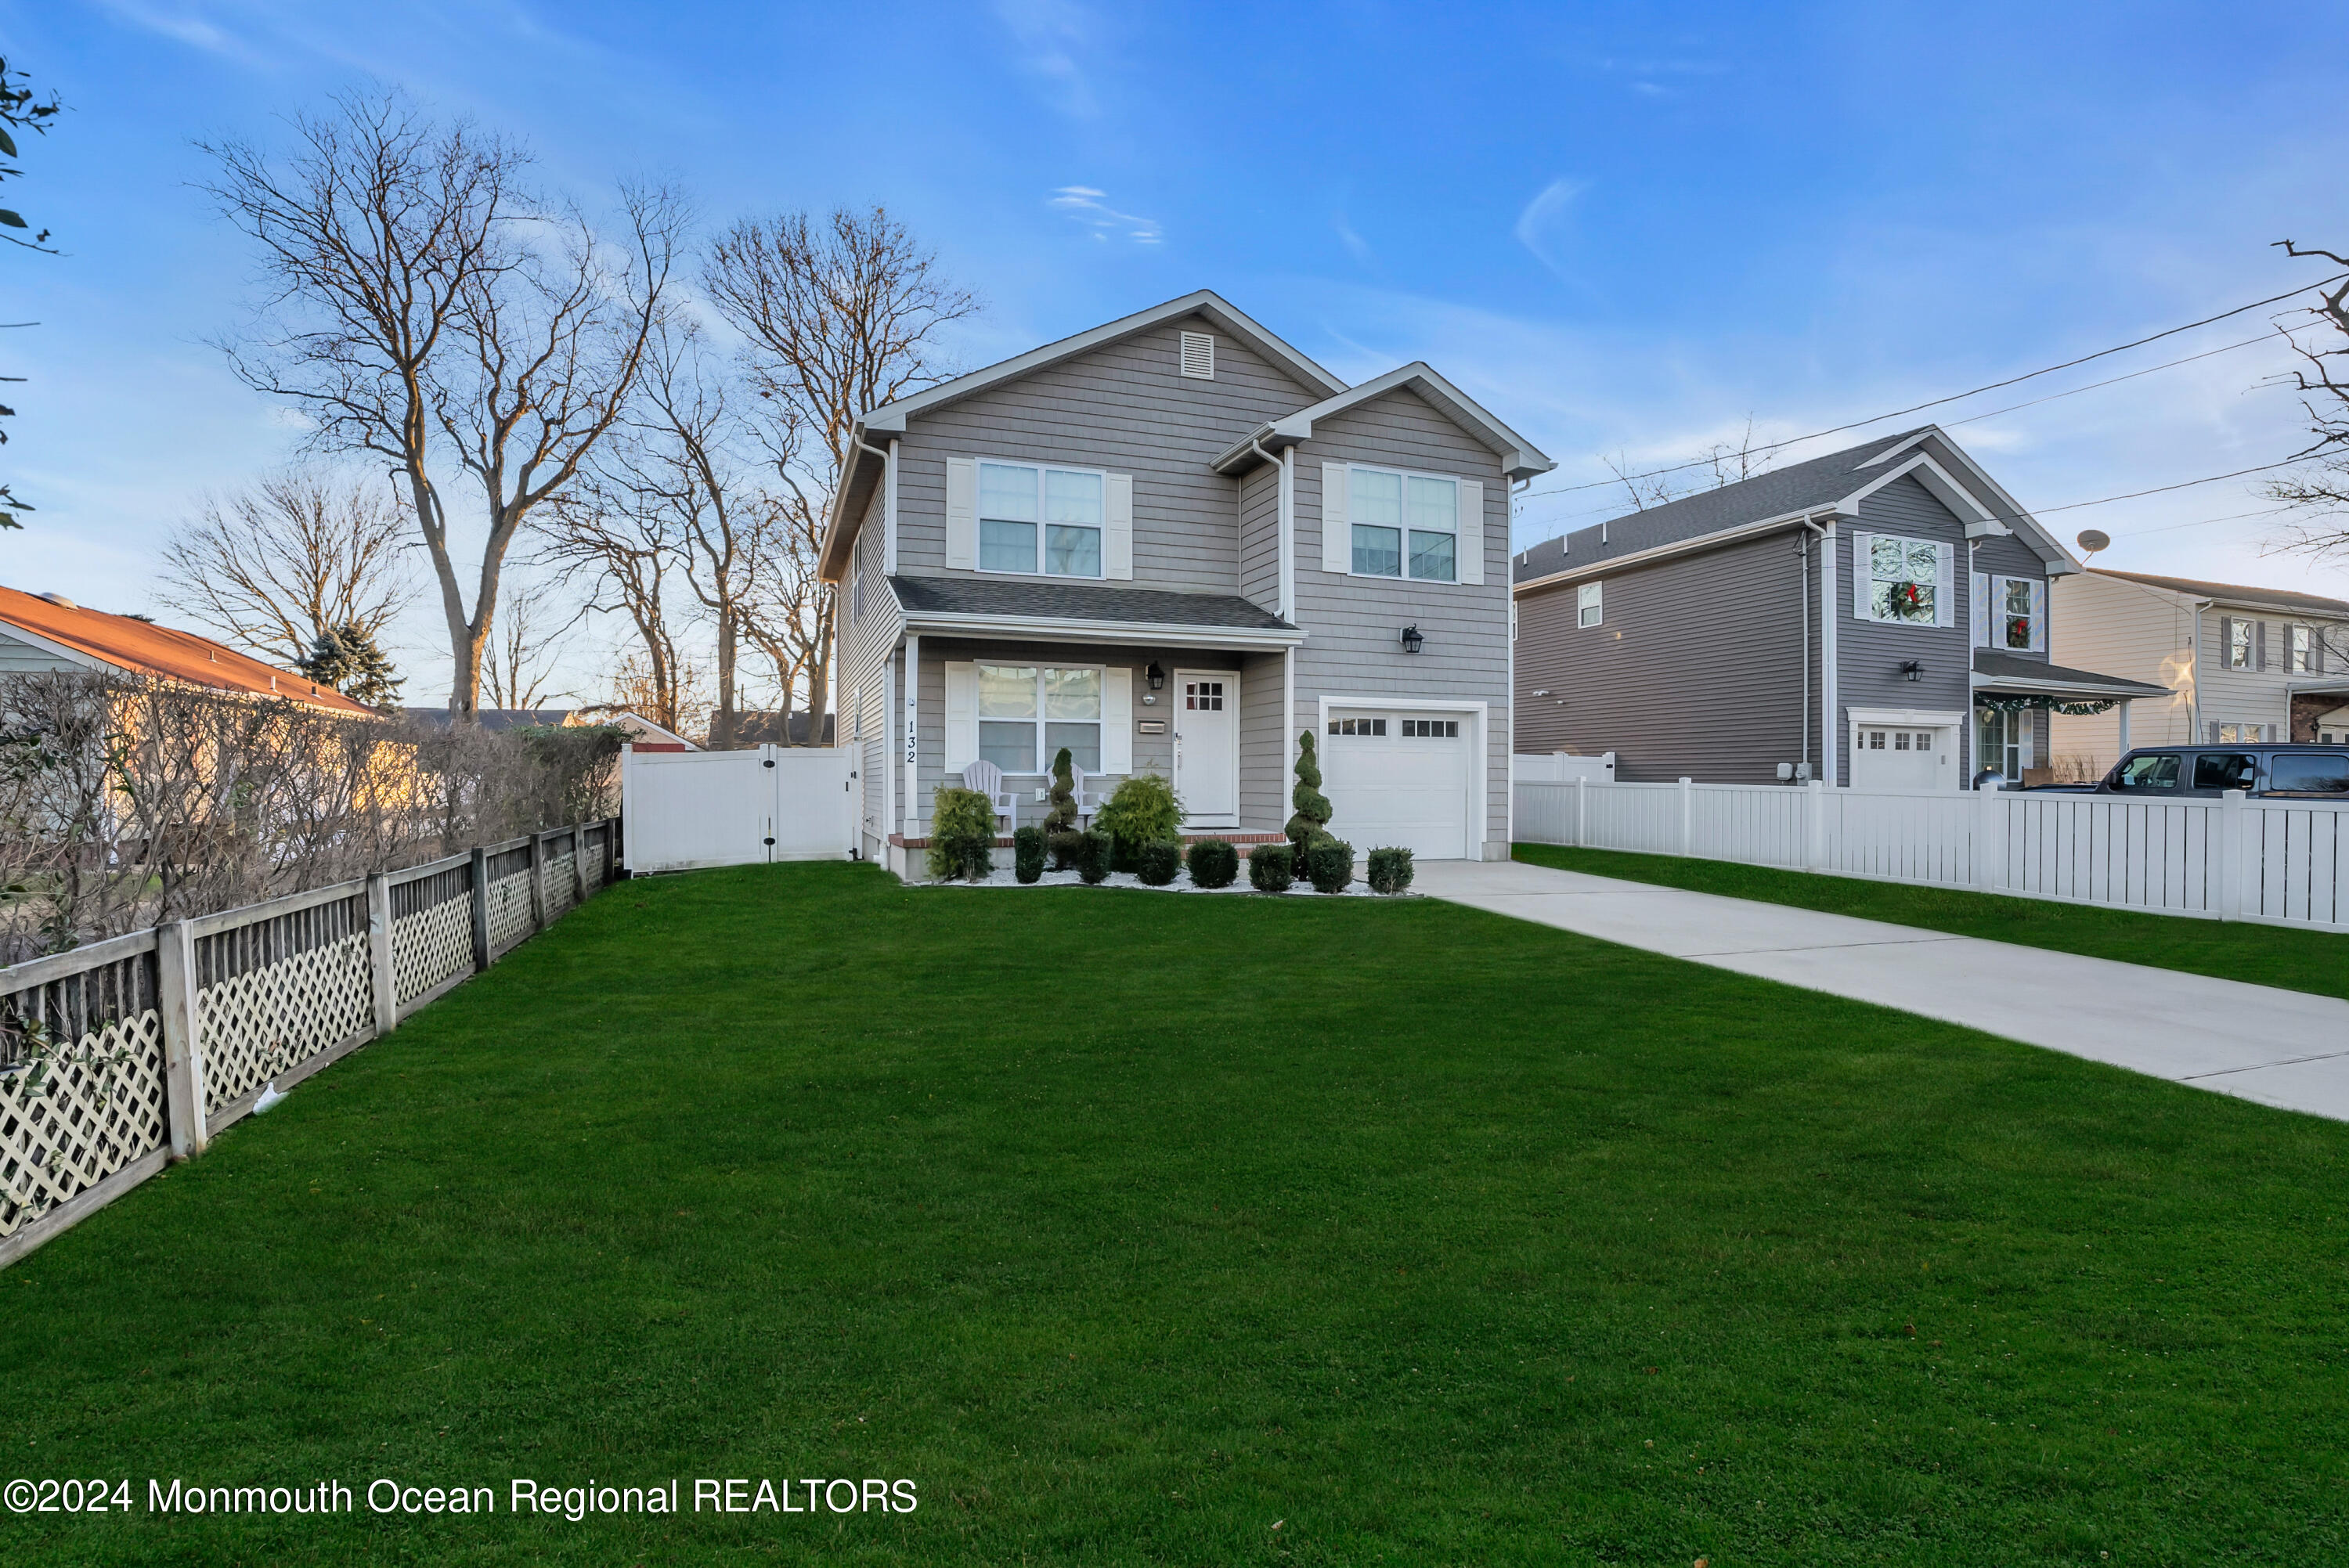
[1512,426,2073,590]
[1210,361,1554,481]
[2089,568,2349,618]
[0,585,377,716]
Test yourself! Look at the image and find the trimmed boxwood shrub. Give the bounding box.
[1013,825,1047,884]
[1095,773,1183,872]
[926,788,998,882]
[1186,837,1238,889]
[1046,829,1085,872]
[1137,838,1182,886]
[1074,829,1113,885]
[1305,834,1355,894]
[1247,842,1294,892]
[1366,845,1414,895]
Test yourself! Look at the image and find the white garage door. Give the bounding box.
[1320,710,1473,860]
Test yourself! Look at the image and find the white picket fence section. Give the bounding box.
[0,820,619,1269]
[1515,777,2349,932]
[622,744,855,874]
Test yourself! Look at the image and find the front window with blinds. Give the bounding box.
[976,664,1102,773]
[1349,467,1458,581]
[979,462,1103,578]
[1863,535,1939,624]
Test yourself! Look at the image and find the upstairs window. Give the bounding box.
[1349,467,1458,582]
[978,462,1103,578]
[1860,534,1942,624]
[2001,577,2035,650]
[2288,624,2315,673]
[1577,582,1602,628]
[2226,618,2255,669]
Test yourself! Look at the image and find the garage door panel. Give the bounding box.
[1322,710,1471,860]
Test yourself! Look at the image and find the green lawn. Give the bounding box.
[1514,842,2349,1002]
[7,863,2347,1565]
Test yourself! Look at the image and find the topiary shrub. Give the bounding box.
[926,788,998,881]
[1366,845,1414,895]
[1247,842,1294,892]
[1095,773,1183,871]
[1305,834,1355,894]
[1013,825,1047,884]
[1285,730,1333,867]
[1186,838,1238,889]
[1044,746,1080,864]
[1137,838,1182,886]
[1047,829,1085,872]
[1074,828,1113,885]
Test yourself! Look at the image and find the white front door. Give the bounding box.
[1321,708,1474,859]
[1174,671,1239,825]
[1851,723,1954,790]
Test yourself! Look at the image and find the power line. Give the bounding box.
[2029,456,2309,517]
[1520,275,2346,501]
[2105,503,2297,539]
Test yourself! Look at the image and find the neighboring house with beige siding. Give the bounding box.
[1512,427,2168,789]
[821,290,1553,878]
[2050,568,2349,768]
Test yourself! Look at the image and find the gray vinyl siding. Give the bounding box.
[1836,475,1980,784]
[1236,650,1286,831]
[1291,386,1511,849]
[1237,463,1281,613]
[911,640,1247,832]
[0,629,88,674]
[1514,529,1810,784]
[840,485,901,859]
[893,315,1321,596]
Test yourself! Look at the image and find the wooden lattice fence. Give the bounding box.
[0,819,620,1267]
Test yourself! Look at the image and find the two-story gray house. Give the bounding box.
[1510,427,2168,788]
[819,290,1553,878]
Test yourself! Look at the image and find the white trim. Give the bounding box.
[1276,448,1295,618]
[1847,705,1970,727]
[969,456,1113,581]
[1840,452,2001,531]
[1171,667,1240,827]
[1328,460,1470,585]
[897,611,1303,651]
[1820,521,1840,787]
[1513,508,1817,593]
[1213,361,1555,480]
[902,632,919,834]
[1313,694,1491,860]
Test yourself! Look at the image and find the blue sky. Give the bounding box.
[5,0,2347,703]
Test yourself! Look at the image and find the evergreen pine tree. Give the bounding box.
[298,622,405,708]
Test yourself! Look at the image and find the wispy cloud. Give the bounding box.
[1514,178,1588,280]
[92,0,255,61]
[994,0,1101,119]
[1048,186,1161,244]
[1333,212,1375,267]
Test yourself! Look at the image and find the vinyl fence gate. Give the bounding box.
[621,744,856,874]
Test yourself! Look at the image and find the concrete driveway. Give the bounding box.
[1419,858,2349,1121]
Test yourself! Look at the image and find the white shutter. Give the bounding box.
[1456,480,1485,585]
[1850,532,1874,620]
[1104,472,1134,579]
[1970,572,1990,647]
[1102,667,1133,773]
[944,661,978,773]
[2028,579,2048,651]
[944,456,977,570]
[1934,542,1954,628]
[1321,462,1350,574]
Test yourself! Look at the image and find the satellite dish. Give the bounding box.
[2075,528,2110,559]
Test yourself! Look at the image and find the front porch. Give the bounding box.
[1970,647,2172,786]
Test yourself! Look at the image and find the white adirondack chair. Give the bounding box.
[960,759,1019,836]
[1069,763,1107,828]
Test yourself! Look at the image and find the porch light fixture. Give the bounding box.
[1146,661,1165,690]
[1899,659,1925,683]
[1400,625,1424,655]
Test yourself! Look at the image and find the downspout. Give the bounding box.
[1818,514,1840,787]
[1797,526,1811,779]
[850,433,894,834]
[1250,437,1293,619]
[1253,436,1298,836]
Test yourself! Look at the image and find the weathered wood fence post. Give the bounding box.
[366,871,398,1037]
[528,831,547,934]
[571,823,589,906]
[156,918,207,1159]
[470,845,492,971]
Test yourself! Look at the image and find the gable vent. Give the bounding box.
[1178,330,1214,380]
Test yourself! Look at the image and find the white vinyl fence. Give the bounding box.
[1517,777,2348,932]
[1513,751,1616,784]
[0,820,619,1268]
[622,744,855,874]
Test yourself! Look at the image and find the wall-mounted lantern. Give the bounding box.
[1899,659,1925,683]
[1400,625,1424,655]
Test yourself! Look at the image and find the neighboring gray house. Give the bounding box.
[2049,569,2349,766]
[1510,427,2168,788]
[820,290,1553,877]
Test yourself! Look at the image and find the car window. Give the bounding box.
[2116,753,2180,790]
[2266,752,2349,793]
[2190,752,2258,791]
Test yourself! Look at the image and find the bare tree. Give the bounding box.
[1601,416,1779,514]
[477,578,581,712]
[2261,241,2349,570]
[586,646,708,738]
[536,474,689,733]
[199,88,682,718]
[702,206,978,738]
[156,470,416,665]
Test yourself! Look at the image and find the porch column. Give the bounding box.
[2116,698,2131,757]
[902,633,921,838]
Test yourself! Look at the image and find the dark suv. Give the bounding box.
[2098,744,2349,798]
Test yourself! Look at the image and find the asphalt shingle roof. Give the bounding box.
[1972,647,2169,696]
[889,575,1296,631]
[2092,568,2349,618]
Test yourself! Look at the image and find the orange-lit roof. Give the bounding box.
[0,585,379,717]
